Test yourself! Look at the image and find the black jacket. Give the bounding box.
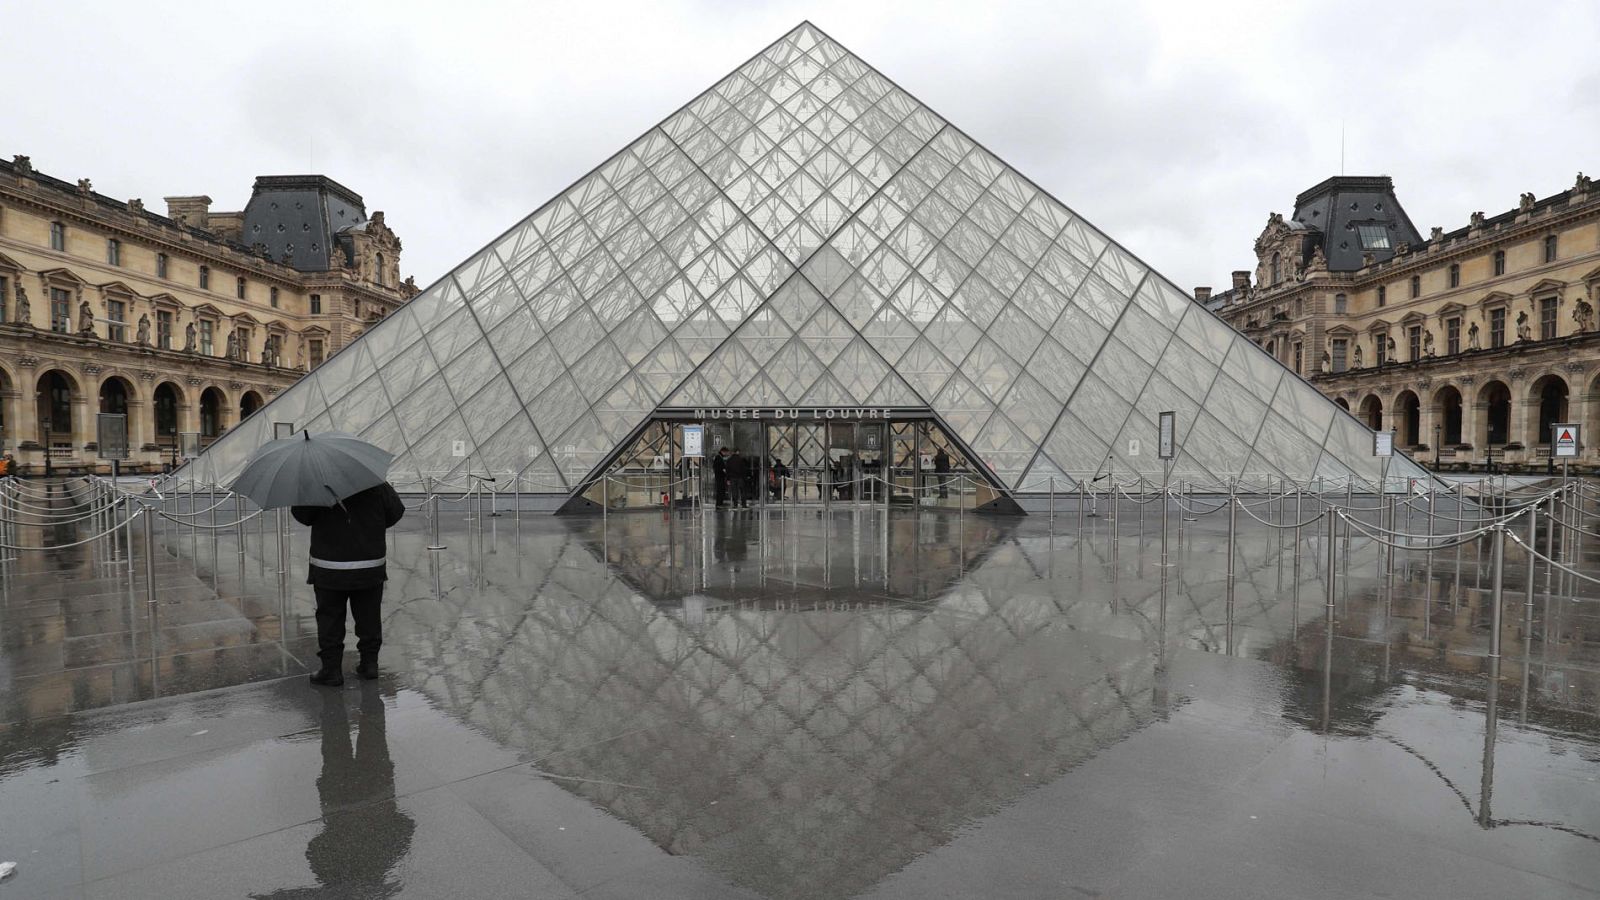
[292,483,405,590]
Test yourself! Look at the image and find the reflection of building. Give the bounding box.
[1208,174,1600,471]
[0,156,417,473]
[185,23,1422,512]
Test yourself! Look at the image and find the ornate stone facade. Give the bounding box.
[0,155,419,474]
[1206,173,1600,472]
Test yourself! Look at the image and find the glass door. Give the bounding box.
[795,422,827,504]
[856,421,885,502]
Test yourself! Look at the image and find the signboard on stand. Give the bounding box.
[273,422,296,440]
[682,424,704,458]
[97,413,129,460]
[1373,431,1394,458]
[1158,411,1176,460]
[179,432,201,459]
[1554,423,1580,458]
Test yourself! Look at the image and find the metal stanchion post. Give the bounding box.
[427,477,445,551]
[1048,476,1055,526]
[1489,525,1505,659]
[602,475,609,527]
[1325,507,1338,615]
[1077,480,1085,535]
[1525,504,1537,615]
[235,494,246,555]
[1226,494,1237,652]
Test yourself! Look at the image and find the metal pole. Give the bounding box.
[1525,504,1537,616]
[1077,479,1085,535]
[1489,525,1505,659]
[427,477,444,551]
[1325,506,1338,616]
[1226,494,1237,654]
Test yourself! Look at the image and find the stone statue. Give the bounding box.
[1468,321,1481,350]
[1429,226,1444,241]
[135,314,150,346]
[1353,345,1364,369]
[1320,351,1331,374]
[1516,311,1532,342]
[1423,330,1435,357]
[78,300,94,335]
[1576,299,1594,332]
[1308,245,1328,272]
[295,339,306,370]
[225,329,240,360]
[1576,172,1592,192]
[12,285,28,325]
[1519,192,1536,211]
[184,322,197,351]
[1385,335,1397,360]
[1469,211,1486,229]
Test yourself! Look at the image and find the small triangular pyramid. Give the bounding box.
[193,22,1424,496]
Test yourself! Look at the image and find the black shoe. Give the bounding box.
[355,658,380,680]
[309,667,344,687]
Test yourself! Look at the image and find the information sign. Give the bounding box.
[273,422,296,440]
[179,432,201,459]
[682,424,704,458]
[451,440,467,457]
[97,413,129,460]
[1373,431,1394,458]
[1554,423,1580,458]
[1158,411,1176,460]
[1126,439,1141,457]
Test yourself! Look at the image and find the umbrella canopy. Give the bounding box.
[230,430,393,509]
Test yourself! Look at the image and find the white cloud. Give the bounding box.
[3,0,1596,293]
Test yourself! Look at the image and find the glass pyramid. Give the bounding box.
[191,21,1424,497]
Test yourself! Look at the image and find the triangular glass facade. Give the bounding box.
[191,22,1425,497]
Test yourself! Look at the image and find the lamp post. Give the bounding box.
[168,425,178,472]
[42,415,52,478]
[1434,422,1442,470]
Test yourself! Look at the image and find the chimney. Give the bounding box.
[1231,270,1251,292]
[163,195,213,230]
[1193,287,1212,304]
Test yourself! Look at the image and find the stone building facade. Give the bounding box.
[0,155,417,474]
[1206,173,1600,472]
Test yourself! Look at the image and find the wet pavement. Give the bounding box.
[1,482,1599,898]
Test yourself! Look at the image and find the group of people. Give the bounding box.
[712,446,789,507]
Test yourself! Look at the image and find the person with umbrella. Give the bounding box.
[232,431,404,687]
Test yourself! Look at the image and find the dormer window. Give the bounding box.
[1269,252,1280,285]
[1356,224,1390,250]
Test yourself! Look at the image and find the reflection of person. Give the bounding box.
[293,483,405,686]
[727,449,748,508]
[744,453,760,506]
[934,447,951,499]
[252,684,415,899]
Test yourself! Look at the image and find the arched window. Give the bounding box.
[1534,376,1568,445]
[1269,252,1281,285]
[374,252,386,286]
[1483,382,1511,445]
[99,379,128,416]
[154,383,180,442]
[200,388,225,440]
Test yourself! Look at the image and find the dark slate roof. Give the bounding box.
[240,175,367,273]
[1290,176,1423,272]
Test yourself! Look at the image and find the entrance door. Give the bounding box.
[701,420,764,507]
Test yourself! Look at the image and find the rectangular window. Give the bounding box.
[1544,234,1558,263]
[1334,293,1347,315]
[1331,338,1348,374]
[1292,341,1303,374]
[49,287,70,332]
[309,293,322,315]
[269,286,279,308]
[199,319,214,355]
[1449,264,1460,288]
[199,265,210,289]
[1375,335,1387,366]
[238,327,252,360]
[1540,296,1557,340]
[1357,224,1390,250]
[1490,308,1506,348]
[1408,325,1422,360]
[157,310,173,350]
[309,338,325,368]
[265,333,280,365]
[1446,317,1461,354]
[50,221,65,251]
[236,276,246,300]
[106,239,121,266]
[1377,286,1386,307]
[1492,250,1505,276]
[1410,275,1421,298]
[157,253,168,279]
[107,299,126,342]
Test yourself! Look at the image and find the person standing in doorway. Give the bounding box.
[744,452,760,507]
[293,482,406,686]
[727,449,748,509]
[934,447,951,499]
[712,446,731,507]
[770,457,788,500]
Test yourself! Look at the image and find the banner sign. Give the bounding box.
[97,413,129,460]
[1554,423,1580,458]
[682,424,704,458]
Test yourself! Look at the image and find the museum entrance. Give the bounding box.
[566,410,1005,513]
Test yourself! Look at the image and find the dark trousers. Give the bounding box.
[314,586,383,667]
[729,477,746,507]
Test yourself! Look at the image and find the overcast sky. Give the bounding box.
[6,1,1597,293]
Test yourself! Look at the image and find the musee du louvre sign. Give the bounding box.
[678,407,910,420]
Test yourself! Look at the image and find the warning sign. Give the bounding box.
[1553,423,1580,458]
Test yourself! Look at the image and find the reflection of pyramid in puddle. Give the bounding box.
[383,526,1167,900]
[564,510,1013,606]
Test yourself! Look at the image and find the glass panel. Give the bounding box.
[1026,337,1087,401]
[1200,375,1268,448]
[1063,375,1130,443]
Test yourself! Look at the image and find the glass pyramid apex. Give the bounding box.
[187,21,1427,497]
